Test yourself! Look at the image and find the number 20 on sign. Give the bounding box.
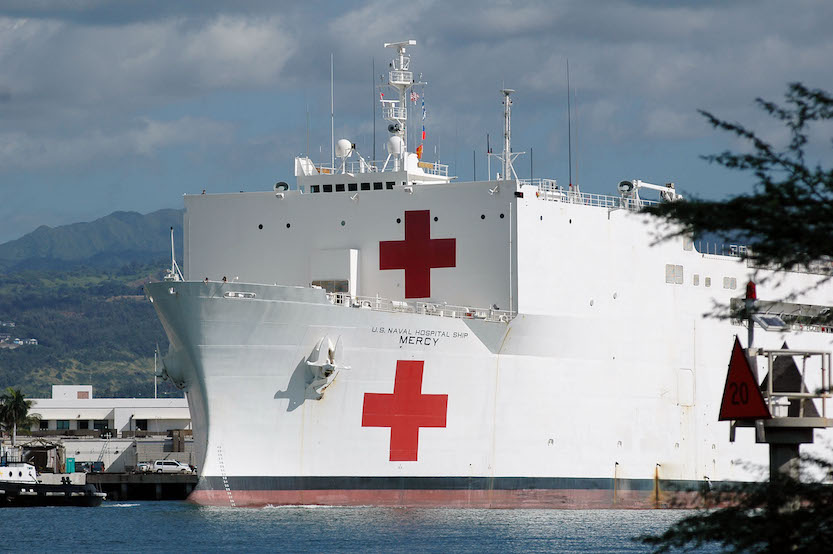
[718,336,771,421]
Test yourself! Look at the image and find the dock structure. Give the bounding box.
[88,472,197,501]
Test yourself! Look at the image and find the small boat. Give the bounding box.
[0,462,106,507]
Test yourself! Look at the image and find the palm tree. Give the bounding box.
[0,387,39,446]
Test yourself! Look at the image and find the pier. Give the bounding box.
[88,473,197,501]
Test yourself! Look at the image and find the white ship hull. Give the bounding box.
[147,239,833,508]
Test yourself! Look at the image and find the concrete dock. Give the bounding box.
[88,473,198,501]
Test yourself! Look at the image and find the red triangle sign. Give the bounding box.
[718,336,771,421]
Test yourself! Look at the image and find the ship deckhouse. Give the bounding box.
[294,39,450,194]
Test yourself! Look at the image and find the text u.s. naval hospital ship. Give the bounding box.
[146,40,833,508]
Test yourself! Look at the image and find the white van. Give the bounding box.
[153,460,194,473]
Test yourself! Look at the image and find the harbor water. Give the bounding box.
[2,502,719,552]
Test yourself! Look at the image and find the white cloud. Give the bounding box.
[0,116,231,169]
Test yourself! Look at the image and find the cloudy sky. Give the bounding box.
[0,0,831,243]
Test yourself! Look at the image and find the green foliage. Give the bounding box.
[0,260,181,398]
[0,387,34,429]
[645,83,833,274]
[639,455,833,553]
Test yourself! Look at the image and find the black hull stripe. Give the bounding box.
[197,476,717,492]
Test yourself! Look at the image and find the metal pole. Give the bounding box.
[330,53,334,170]
[372,57,376,161]
[154,350,158,399]
[487,134,491,181]
[567,59,572,189]
[502,89,512,181]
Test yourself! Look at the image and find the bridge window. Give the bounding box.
[57,420,70,430]
[348,183,358,191]
[311,185,320,193]
[386,181,395,190]
[323,184,333,193]
[361,183,370,190]
[373,182,383,190]
[336,184,345,192]
[39,419,49,430]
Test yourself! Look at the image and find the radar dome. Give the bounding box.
[336,139,353,158]
[387,136,404,155]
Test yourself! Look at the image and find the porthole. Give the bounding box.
[434,216,438,222]
[480,214,486,220]
[569,219,572,224]
[500,213,505,219]
[396,218,401,224]
[286,223,291,229]
[539,216,543,221]
[340,220,345,226]
[258,224,263,230]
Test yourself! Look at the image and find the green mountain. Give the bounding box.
[0,209,183,272]
[0,209,185,398]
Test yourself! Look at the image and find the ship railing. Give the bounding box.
[703,242,833,275]
[326,293,516,323]
[389,70,413,86]
[759,348,831,419]
[417,161,449,176]
[746,256,833,276]
[306,159,448,177]
[522,180,660,212]
[308,160,382,174]
[383,105,408,120]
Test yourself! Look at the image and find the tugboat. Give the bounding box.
[0,462,106,507]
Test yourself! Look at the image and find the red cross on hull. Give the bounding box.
[361,360,448,461]
[379,210,456,299]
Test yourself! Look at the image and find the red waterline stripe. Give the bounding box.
[188,488,704,509]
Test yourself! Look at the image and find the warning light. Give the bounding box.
[746,281,757,300]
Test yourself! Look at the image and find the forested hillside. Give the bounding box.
[0,209,185,398]
[0,209,183,272]
[0,261,180,398]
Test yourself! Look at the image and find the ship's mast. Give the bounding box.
[489,89,524,182]
[502,89,514,182]
[382,40,420,169]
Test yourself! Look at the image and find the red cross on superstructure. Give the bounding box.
[379,210,456,299]
[361,360,448,462]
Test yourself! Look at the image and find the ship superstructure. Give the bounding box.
[146,40,833,508]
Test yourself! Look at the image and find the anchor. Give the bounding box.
[306,335,350,399]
